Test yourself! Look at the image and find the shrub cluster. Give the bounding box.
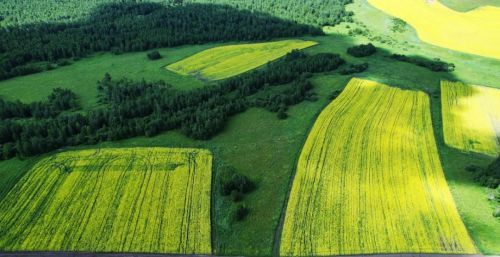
[390,54,455,72]
[218,166,254,222]
[147,51,162,60]
[465,157,500,188]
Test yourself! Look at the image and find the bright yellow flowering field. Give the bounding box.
[0,148,212,254]
[367,0,500,59]
[441,81,500,156]
[166,39,317,80]
[280,78,476,256]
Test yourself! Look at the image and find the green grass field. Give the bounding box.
[167,40,317,80]
[440,0,500,11]
[0,148,212,254]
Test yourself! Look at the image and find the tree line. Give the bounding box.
[0,2,321,81]
[186,0,354,27]
[0,52,345,159]
[390,54,455,72]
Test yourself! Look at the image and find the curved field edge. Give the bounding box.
[0,147,212,254]
[166,40,318,81]
[279,78,476,256]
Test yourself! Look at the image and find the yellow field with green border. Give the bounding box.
[367,0,500,59]
[280,78,476,256]
[166,39,317,80]
[441,81,500,156]
[0,147,212,254]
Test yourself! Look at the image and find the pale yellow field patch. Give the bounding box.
[441,81,500,156]
[367,0,500,59]
[166,40,317,80]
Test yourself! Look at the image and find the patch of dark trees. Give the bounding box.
[347,43,377,57]
[0,2,322,81]
[466,156,500,189]
[390,54,455,72]
[0,52,345,160]
[0,88,78,119]
[339,63,369,75]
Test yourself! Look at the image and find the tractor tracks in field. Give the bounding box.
[0,252,491,257]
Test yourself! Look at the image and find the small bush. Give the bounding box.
[474,156,500,188]
[111,47,122,55]
[277,108,288,120]
[329,90,342,100]
[465,165,482,173]
[493,207,500,218]
[339,63,369,75]
[219,166,254,196]
[391,18,407,33]
[147,50,162,60]
[233,204,249,221]
[347,43,376,57]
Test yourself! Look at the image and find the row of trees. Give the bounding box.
[0,88,78,119]
[0,2,322,81]
[390,54,455,72]
[0,52,345,159]
[468,157,500,189]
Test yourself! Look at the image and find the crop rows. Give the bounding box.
[280,78,476,256]
[167,39,317,80]
[441,81,500,156]
[0,148,212,254]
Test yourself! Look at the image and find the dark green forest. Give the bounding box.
[0,0,353,27]
[0,2,321,81]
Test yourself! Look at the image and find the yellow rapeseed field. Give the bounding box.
[367,0,500,59]
[166,39,317,80]
[280,78,476,256]
[0,148,212,254]
[441,81,500,156]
